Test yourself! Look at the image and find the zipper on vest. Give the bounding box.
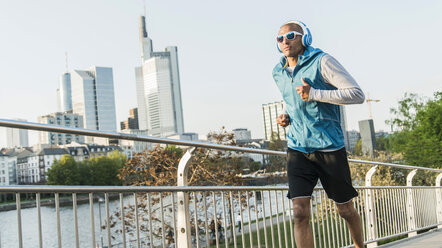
[290,66,299,83]
[288,69,294,82]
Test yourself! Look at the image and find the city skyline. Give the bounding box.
[1,1,441,147]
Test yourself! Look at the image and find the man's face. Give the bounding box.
[278,24,304,58]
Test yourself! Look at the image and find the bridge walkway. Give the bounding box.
[379,229,442,248]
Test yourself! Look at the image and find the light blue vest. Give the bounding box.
[272,46,344,153]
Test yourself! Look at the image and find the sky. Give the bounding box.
[0,0,441,147]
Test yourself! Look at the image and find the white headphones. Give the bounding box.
[277,20,313,52]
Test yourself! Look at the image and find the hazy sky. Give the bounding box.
[1,0,441,147]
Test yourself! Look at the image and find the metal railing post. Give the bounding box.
[365,165,378,248]
[406,169,417,237]
[436,173,442,229]
[16,193,23,248]
[176,147,195,248]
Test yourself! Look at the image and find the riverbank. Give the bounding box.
[0,194,120,212]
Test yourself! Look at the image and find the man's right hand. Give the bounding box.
[277,114,290,127]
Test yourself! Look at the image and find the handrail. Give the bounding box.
[0,118,283,156]
[0,118,441,172]
[347,159,441,172]
[0,185,440,193]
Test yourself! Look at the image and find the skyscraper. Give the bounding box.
[6,119,29,147]
[359,119,376,157]
[135,16,184,137]
[71,66,117,136]
[57,72,72,112]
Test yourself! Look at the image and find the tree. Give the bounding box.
[47,151,126,185]
[349,152,407,186]
[244,157,261,172]
[386,92,441,168]
[47,155,81,185]
[118,145,184,186]
[87,156,125,185]
[376,136,388,151]
[353,139,362,155]
[387,93,425,131]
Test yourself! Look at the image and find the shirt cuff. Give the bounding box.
[308,88,317,101]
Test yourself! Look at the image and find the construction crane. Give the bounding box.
[366,93,380,119]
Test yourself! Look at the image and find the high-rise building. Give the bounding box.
[71,66,117,136]
[38,111,84,146]
[359,119,376,157]
[135,16,184,137]
[262,101,287,141]
[57,72,72,112]
[120,108,139,130]
[6,118,29,148]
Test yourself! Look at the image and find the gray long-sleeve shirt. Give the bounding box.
[286,54,365,105]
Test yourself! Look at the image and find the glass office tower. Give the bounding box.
[71,66,117,135]
[135,16,184,137]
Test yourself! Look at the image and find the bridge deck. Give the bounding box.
[379,228,442,248]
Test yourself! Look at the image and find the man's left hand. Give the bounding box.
[296,78,311,101]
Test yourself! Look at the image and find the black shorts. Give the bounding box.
[286,147,358,204]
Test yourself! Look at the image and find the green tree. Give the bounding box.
[386,92,441,168]
[77,160,92,185]
[376,136,384,151]
[47,151,126,185]
[387,93,425,130]
[242,157,261,172]
[47,155,81,185]
[87,151,126,185]
[353,139,362,155]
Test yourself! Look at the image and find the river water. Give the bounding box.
[0,195,128,248]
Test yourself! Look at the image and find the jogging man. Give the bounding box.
[273,21,365,248]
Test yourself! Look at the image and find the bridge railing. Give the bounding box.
[0,118,441,248]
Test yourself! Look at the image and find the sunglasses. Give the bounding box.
[276,31,303,43]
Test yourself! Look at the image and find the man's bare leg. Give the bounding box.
[337,200,364,248]
[292,197,314,248]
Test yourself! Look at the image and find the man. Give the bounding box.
[236,214,242,232]
[272,20,365,248]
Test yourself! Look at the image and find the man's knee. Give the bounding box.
[337,202,357,220]
[292,199,311,223]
